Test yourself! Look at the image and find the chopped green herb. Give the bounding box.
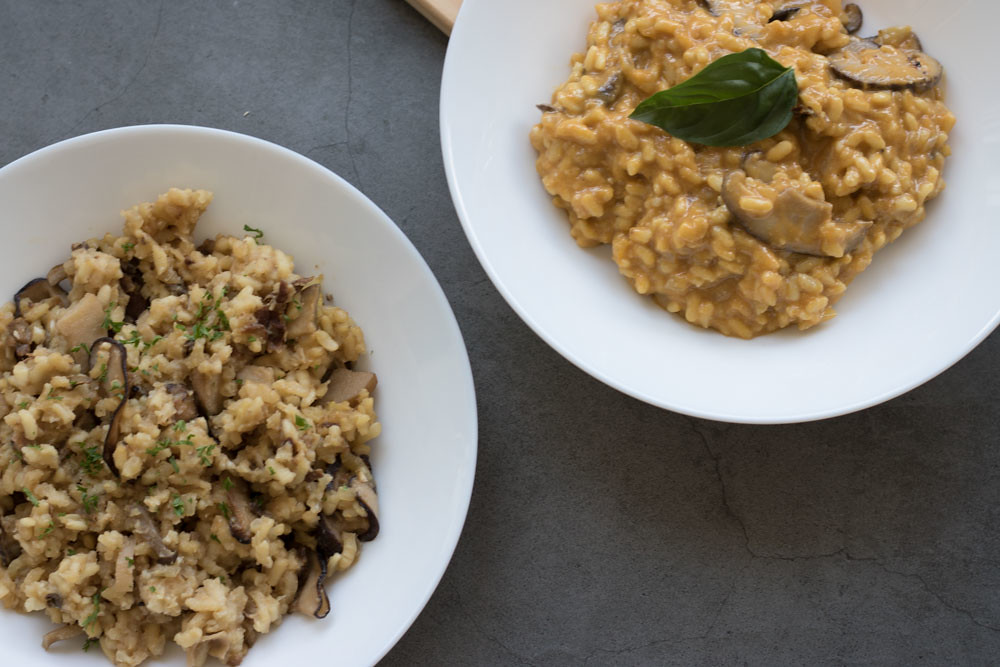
[121,242,135,252]
[69,380,80,389]
[126,557,135,567]
[235,378,244,386]
[293,298,302,311]
[23,487,39,506]
[102,303,124,333]
[77,484,99,514]
[17,400,29,410]
[109,380,122,391]
[174,420,187,432]
[143,335,163,351]
[83,590,102,628]
[149,586,156,592]
[218,502,231,520]
[70,342,90,355]
[247,335,257,343]
[80,445,104,477]
[295,415,310,431]
[119,330,144,348]
[210,534,221,544]
[268,466,276,476]
[168,456,179,474]
[67,548,76,556]
[223,476,234,491]
[171,494,185,517]
[243,224,264,239]
[196,444,216,466]
[42,520,55,535]
[83,637,98,652]
[26,443,40,449]
[97,363,108,383]
[45,387,62,400]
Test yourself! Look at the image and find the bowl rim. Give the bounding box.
[0,123,479,663]
[439,0,1000,425]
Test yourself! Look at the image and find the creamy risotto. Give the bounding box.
[0,189,380,665]
[531,0,955,338]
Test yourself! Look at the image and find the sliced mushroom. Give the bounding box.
[46,263,70,292]
[829,35,942,92]
[9,318,34,359]
[42,625,83,651]
[91,337,129,477]
[236,365,275,386]
[225,479,256,544]
[190,369,223,417]
[294,550,331,619]
[120,258,149,324]
[319,368,377,405]
[163,383,199,422]
[769,6,799,22]
[185,631,232,667]
[128,504,177,564]
[350,475,379,542]
[316,514,344,559]
[841,3,862,34]
[873,25,922,51]
[0,515,22,567]
[285,281,321,339]
[14,277,67,318]
[595,71,623,106]
[45,593,63,609]
[722,170,871,257]
[56,293,107,352]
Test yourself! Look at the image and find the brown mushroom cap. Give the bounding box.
[829,35,942,92]
[841,3,862,34]
[319,368,377,405]
[91,337,129,477]
[285,280,322,339]
[294,550,331,619]
[56,293,108,352]
[14,277,67,318]
[722,170,871,257]
[225,478,256,544]
[128,504,177,564]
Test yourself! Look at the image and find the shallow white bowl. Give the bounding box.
[442,0,1000,424]
[0,125,477,665]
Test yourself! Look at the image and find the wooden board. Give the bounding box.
[405,0,462,36]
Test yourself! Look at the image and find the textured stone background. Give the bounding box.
[1,1,998,664]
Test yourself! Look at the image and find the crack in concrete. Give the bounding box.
[68,0,165,134]
[453,588,538,666]
[343,0,362,188]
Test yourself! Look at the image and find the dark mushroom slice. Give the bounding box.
[14,277,67,318]
[722,170,871,257]
[91,337,129,477]
[873,26,922,51]
[42,624,83,651]
[294,549,331,619]
[163,383,198,422]
[0,515,22,567]
[316,514,344,559]
[225,479,256,544]
[285,281,322,339]
[594,71,623,106]
[350,473,379,542]
[536,103,558,113]
[318,368,377,405]
[56,293,108,352]
[128,504,177,564]
[9,317,34,360]
[120,258,149,324]
[769,6,799,22]
[841,3,862,34]
[45,593,63,609]
[828,36,942,92]
[46,263,71,292]
[191,369,223,417]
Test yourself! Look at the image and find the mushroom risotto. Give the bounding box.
[0,189,381,665]
[530,0,955,338]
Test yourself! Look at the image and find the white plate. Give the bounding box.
[442,0,1000,424]
[0,125,477,665]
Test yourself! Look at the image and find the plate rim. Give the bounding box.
[440,0,1000,425]
[0,123,479,664]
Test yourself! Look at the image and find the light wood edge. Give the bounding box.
[405,0,459,36]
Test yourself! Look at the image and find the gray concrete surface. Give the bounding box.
[1,1,998,665]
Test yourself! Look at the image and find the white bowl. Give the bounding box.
[442,0,1000,424]
[0,125,477,665]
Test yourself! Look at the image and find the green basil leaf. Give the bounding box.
[629,48,797,147]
